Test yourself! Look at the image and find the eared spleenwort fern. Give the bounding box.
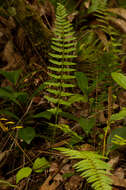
[45,3,77,119]
[45,3,113,190]
[56,147,112,190]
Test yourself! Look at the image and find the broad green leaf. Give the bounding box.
[107,127,126,153]
[75,72,88,94]
[111,72,126,89]
[33,157,50,173]
[110,108,126,122]
[0,88,20,106]
[16,167,32,184]
[33,111,52,120]
[18,127,36,144]
[0,69,22,85]
[79,117,96,135]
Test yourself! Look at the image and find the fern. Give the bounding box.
[45,3,77,112]
[112,135,126,146]
[56,147,112,190]
[77,9,123,110]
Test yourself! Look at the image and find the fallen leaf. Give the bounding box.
[39,174,61,190]
[110,175,126,188]
[107,8,126,20]
[109,16,126,33]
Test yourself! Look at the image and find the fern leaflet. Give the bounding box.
[56,147,112,190]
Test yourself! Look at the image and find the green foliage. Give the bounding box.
[33,157,50,173]
[16,167,32,184]
[75,72,88,95]
[7,7,16,16]
[77,8,123,109]
[68,93,88,104]
[108,72,126,152]
[78,117,96,135]
[33,111,52,120]
[16,157,49,183]
[56,147,112,190]
[112,135,126,146]
[0,69,22,85]
[111,72,126,89]
[88,0,107,13]
[45,3,77,112]
[110,107,126,122]
[18,127,36,144]
[107,127,126,152]
[49,122,83,144]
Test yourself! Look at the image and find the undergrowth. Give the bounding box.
[1,1,126,190]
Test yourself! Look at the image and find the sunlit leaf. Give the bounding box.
[16,167,32,184]
[33,157,50,173]
[111,72,126,89]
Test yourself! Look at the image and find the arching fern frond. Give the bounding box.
[45,3,77,109]
[56,147,112,190]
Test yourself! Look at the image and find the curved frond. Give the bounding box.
[45,3,77,109]
[56,148,112,190]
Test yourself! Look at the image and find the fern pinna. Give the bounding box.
[57,148,112,190]
[45,3,76,114]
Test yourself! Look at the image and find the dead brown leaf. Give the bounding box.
[95,30,109,51]
[39,174,62,190]
[109,16,126,33]
[65,175,83,190]
[110,175,126,188]
[108,156,119,169]
[107,8,126,20]
[2,40,24,70]
[84,0,91,9]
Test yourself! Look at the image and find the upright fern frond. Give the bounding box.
[57,147,112,190]
[45,3,76,109]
